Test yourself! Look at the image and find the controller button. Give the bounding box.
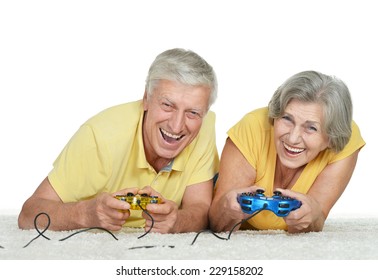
[273,191,282,196]
[150,197,159,203]
[241,206,251,212]
[241,199,252,205]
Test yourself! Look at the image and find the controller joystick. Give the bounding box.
[255,189,265,197]
[237,190,301,217]
[115,192,161,210]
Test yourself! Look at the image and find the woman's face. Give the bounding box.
[274,99,330,169]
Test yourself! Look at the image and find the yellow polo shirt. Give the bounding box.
[227,107,365,230]
[48,100,219,227]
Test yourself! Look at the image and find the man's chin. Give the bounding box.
[159,151,179,160]
[159,141,187,154]
[158,147,183,160]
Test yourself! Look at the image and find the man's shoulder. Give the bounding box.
[86,100,143,124]
[80,100,143,142]
[98,100,142,117]
[204,110,216,123]
[197,110,216,135]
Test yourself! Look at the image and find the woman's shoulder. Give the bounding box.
[236,107,270,129]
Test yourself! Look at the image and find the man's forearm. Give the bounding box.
[172,204,210,233]
[18,198,87,231]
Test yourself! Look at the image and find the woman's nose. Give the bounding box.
[288,126,302,144]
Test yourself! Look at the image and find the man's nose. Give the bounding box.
[168,111,185,132]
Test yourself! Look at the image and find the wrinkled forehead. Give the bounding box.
[284,99,325,124]
[150,80,211,110]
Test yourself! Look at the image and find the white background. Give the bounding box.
[1,0,376,217]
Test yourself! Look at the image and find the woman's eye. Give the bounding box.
[308,126,318,132]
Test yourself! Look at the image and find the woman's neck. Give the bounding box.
[274,158,304,189]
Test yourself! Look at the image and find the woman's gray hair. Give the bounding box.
[145,48,218,108]
[268,70,353,153]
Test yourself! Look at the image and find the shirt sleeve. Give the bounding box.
[329,121,366,164]
[48,124,111,202]
[227,108,270,170]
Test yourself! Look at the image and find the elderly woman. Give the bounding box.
[209,70,365,233]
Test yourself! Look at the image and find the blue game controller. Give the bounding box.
[237,189,302,217]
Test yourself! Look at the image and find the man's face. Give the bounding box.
[142,79,211,163]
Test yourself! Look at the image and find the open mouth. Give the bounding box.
[283,142,305,155]
[160,128,184,143]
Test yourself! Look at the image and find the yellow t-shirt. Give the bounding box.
[227,107,365,230]
[48,100,219,227]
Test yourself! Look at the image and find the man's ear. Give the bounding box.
[143,91,148,111]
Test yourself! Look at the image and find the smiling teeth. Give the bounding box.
[283,143,304,153]
[161,128,182,139]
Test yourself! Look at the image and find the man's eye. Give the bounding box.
[186,111,201,119]
[161,102,173,110]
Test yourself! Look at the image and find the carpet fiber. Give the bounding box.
[1,214,377,260]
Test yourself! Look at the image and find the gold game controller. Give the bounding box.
[115,193,161,210]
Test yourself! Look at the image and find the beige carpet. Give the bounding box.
[1,214,377,260]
